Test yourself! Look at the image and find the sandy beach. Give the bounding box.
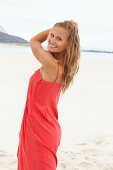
[0,44,113,170]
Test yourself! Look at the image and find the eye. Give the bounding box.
[58,37,62,40]
[51,33,54,37]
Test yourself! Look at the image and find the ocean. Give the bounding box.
[0,43,113,62]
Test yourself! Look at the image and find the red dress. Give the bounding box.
[17,63,62,170]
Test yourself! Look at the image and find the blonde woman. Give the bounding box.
[17,20,80,170]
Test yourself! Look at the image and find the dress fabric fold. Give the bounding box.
[17,66,62,170]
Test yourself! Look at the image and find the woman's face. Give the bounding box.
[47,26,68,53]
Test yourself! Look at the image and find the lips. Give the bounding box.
[49,44,57,48]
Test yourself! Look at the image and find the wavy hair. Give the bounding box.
[52,20,81,94]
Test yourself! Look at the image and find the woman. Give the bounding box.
[17,20,80,170]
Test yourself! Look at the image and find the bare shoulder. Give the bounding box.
[30,40,57,69]
[40,61,63,83]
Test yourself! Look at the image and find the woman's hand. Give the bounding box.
[71,20,78,28]
[73,21,78,27]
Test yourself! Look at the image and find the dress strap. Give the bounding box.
[54,63,59,82]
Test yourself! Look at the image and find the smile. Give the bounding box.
[49,44,57,48]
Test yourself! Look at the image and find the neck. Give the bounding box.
[50,52,64,66]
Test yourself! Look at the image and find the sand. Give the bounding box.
[0,44,113,170]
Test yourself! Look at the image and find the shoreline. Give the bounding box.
[0,43,113,54]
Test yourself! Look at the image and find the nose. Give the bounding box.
[50,37,56,45]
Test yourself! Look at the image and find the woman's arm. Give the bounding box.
[30,28,57,69]
[30,28,52,43]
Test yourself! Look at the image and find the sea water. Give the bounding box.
[0,43,113,62]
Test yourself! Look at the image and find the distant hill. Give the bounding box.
[0,26,29,45]
[0,25,7,34]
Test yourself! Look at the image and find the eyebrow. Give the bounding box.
[51,33,62,39]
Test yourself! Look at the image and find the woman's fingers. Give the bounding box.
[71,20,78,27]
[73,21,78,27]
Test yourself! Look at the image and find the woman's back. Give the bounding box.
[40,61,63,84]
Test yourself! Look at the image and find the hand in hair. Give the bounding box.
[73,22,78,27]
[71,20,78,28]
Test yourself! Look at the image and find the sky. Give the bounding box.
[0,0,113,50]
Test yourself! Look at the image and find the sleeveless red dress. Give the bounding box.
[17,63,62,170]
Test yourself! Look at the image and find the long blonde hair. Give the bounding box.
[53,20,81,94]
